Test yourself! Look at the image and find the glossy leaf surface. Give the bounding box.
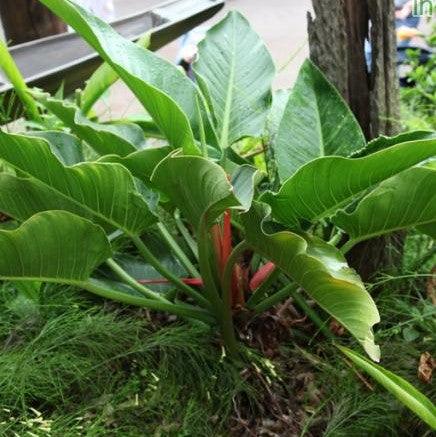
[273,60,365,181]
[194,11,274,147]
[242,202,380,361]
[263,139,436,228]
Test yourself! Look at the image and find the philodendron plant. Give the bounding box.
[0,0,435,428]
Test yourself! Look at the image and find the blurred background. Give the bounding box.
[0,0,433,120]
[108,0,310,117]
[0,0,311,118]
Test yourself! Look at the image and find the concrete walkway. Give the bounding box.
[101,0,312,118]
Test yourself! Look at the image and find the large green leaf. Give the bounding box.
[38,95,145,156]
[0,211,111,283]
[80,32,151,114]
[338,346,436,429]
[100,146,171,184]
[0,132,155,234]
[263,139,436,228]
[273,60,366,181]
[27,130,84,165]
[0,210,212,321]
[194,11,275,148]
[40,0,200,154]
[264,89,290,141]
[242,202,380,361]
[151,153,255,229]
[334,167,436,250]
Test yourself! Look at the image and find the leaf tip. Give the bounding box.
[364,341,381,363]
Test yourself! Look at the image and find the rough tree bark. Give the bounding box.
[308,0,403,280]
[0,0,67,45]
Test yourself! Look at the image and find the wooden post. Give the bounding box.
[308,0,400,139]
[0,0,67,45]
[308,0,403,280]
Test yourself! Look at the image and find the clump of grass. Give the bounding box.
[321,384,397,437]
[0,283,252,436]
[289,343,398,437]
[298,337,431,437]
[0,283,141,410]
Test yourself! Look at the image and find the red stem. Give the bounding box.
[249,262,276,291]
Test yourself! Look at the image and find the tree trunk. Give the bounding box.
[0,0,67,45]
[307,0,403,280]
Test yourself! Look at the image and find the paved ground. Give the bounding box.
[113,0,311,81]
[102,0,311,118]
[0,0,310,119]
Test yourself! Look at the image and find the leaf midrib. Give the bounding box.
[219,15,237,148]
[312,78,325,157]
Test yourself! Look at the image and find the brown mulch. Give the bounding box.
[228,300,329,436]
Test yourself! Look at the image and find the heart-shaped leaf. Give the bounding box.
[151,154,256,229]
